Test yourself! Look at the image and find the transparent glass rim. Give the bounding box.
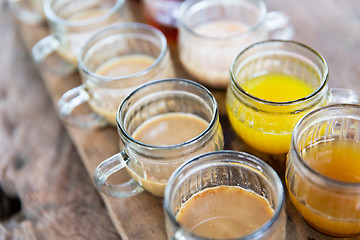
[78,22,168,83]
[292,103,360,189]
[229,39,329,106]
[178,0,266,40]
[44,0,125,27]
[117,78,219,150]
[164,150,284,240]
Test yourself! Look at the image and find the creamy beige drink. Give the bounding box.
[67,8,108,21]
[128,113,209,197]
[176,185,275,239]
[95,54,155,77]
[89,54,156,125]
[180,20,251,88]
[194,20,249,37]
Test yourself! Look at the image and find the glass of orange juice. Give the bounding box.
[226,40,358,154]
[286,104,360,237]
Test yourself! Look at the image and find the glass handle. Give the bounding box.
[265,11,294,40]
[93,152,144,198]
[32,34,76,75]
[32,34,60,63]
[328,88,359,104]
[7,0,44,25]
[57,84,108,128]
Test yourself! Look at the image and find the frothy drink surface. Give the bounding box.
[176,186,274,239]
[67,8,108,21]
[89,54,156,125]
[95,54,155,77]
[132,113,208,146]
[194,20,249,37]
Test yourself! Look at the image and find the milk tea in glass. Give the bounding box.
[164,151,286,239]
[58,23,175,128]
[93,79,224,198]
[178,0,293,88]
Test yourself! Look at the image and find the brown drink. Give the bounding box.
[132,112,208,146]
[127,112,209,197]
[176,185,274,239]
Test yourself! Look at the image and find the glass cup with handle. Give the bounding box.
[226,40,359,155]
[57,23,175,128]
[178,0,294,89]
[164,150,286,240]
[286,104,360,237]
[32,0,132,70]
[93,79,224,198]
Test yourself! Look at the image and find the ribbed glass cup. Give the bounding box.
[164,150,285,240]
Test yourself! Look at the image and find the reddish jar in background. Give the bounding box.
[143,0,184,44]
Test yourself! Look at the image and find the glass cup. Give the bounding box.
[57,23,175,128]
[286,104,360,237]
[32,0,132,68]
[226,40,359,154]
[164,150,286,240]
[178,0,293,89]
[93,79,224,198]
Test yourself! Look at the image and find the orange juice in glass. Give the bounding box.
[286,104,360,237]
[226,40,358,154]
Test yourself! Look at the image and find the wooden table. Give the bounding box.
[0,0,360,239]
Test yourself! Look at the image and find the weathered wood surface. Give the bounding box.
[0,0,121,239]
[1,0,360,239]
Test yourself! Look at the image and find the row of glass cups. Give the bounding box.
[92,74,360,239]
[29,0,293,87]
[22,0,360,238]
[79,37,360,238]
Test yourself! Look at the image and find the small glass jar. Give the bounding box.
[286,104,360,237]
[164,150,286,240]
[226,40,358,154]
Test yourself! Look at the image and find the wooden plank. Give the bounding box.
[0,2,121,239]
[10,0,360,239]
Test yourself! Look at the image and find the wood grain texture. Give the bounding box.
[0,0,121,239]
[2,0,360,239]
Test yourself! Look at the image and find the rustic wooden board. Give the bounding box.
[0,1,121,239]
[7,0,360,239]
